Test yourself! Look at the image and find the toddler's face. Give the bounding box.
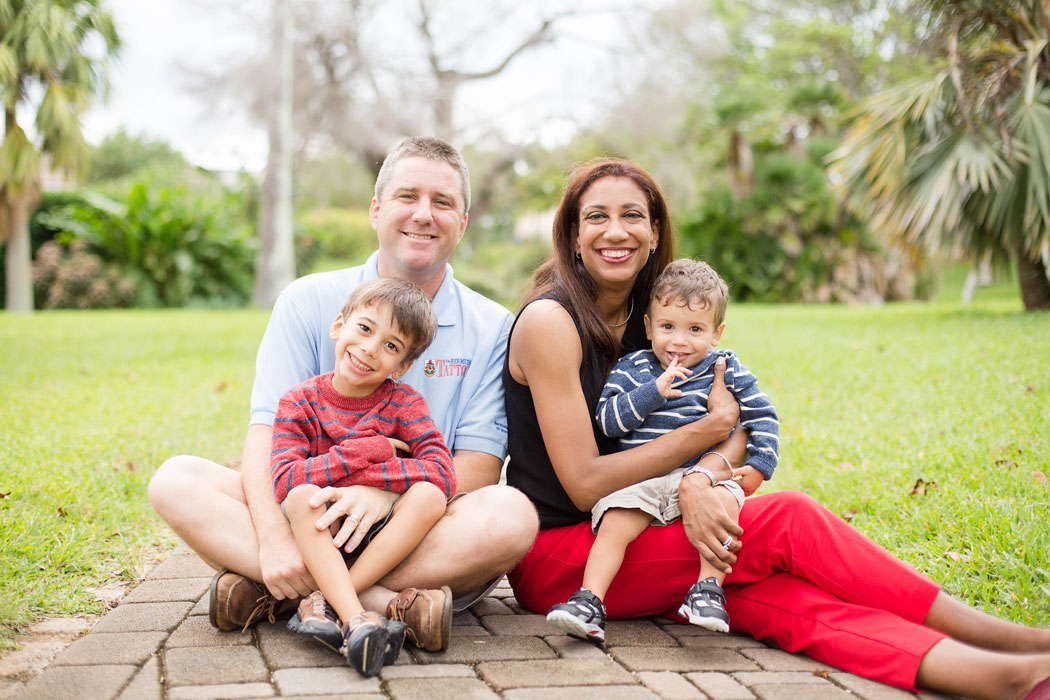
[328,302,413,397]
[644,296,725,370]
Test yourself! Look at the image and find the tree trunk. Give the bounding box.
[3,189,36,312]
[1017,250,1050,310]
[253,0,296,309]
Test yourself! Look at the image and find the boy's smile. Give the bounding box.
[329,302,414,397]
[644,296,726,370]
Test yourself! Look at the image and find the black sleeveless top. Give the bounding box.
[503,293,649,529]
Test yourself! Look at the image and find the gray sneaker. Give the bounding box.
[546,588,606,643]
[678,578,730,633]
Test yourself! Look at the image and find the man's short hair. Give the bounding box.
[374,136,471,213]
[651,258,730,327]
[341,278,438,362]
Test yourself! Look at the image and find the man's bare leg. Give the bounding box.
[149,455,265,578]
[152,460,538,614]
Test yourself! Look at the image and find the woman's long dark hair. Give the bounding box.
[523,158,676,375]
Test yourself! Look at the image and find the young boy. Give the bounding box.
[546,258,779,643]
[270,277,456,677]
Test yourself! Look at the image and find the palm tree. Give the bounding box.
[0,0,120,312]
[827,0,1050,310]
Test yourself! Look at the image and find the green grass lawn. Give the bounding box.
[1,286,1048,643]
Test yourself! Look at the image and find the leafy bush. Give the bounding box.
[295,208,375,271]
[451,238,550,308]
[32,239,138,309]
[677,154,924,303]
[86,129,188,184]
[37,184,256,307]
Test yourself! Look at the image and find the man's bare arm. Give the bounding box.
[452,450,503,493]
[241,423,315,599]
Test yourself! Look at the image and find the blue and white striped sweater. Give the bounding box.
[595,348,780,479]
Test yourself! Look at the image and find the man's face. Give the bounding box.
[370,156,468,284]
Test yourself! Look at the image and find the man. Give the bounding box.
[149,137,539,650]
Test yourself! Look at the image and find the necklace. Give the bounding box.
[609,297,634,328]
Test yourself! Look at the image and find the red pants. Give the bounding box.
[509,491,945,691]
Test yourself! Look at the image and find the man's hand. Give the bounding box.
[705,357,739,438]
[732,465,764,496]
[679,471,743,574]
[655,357,691,398]
[311,485,398,554]
[257,527,316,600]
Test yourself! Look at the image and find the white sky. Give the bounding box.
[81,0,662,173]
[82,0,268,172]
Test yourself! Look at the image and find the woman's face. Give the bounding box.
[574,176,658,291]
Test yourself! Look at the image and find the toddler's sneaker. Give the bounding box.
[546,588,607,643]
[340,611,390,677]
[678,578,730,633]
[287,590,342,651]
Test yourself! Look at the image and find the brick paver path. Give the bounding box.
[9,550,958,700]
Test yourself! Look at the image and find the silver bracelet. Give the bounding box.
[684,464,717,486]
[707,450,733,474]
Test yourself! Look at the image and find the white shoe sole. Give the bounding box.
[678,603,729,633]
[546,609,605,643]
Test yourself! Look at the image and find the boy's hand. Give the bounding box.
[655,357,691,398]
[387,438,410,456]
[732,465,764,496]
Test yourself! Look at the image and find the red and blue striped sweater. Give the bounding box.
[270,372,456,502]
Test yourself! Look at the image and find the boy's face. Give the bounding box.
[644,296,725,370]
[328,302,414,397]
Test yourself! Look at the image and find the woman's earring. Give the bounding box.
[575,251,582,259]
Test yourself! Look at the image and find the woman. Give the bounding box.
[502,157,1050,700]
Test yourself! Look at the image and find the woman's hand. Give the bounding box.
[309,485,398,553]
[679,472,743,573]
[705,357,739,439]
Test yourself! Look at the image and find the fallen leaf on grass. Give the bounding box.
[57,507,68,517]
[1033,471,1047,486]
[0,491,10,499]
[214,381,228,393]
[841,508,858,522]
[909,478,938,496]
[995,459,1018,468]
[1025,384,1036,393]
[945,552,962,562]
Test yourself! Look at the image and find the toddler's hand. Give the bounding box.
[387,437,410,456]
[655,357,691,398]
[732,465,764,496]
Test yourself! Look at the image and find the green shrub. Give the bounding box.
[37,184,255,307]
[32,239,138,309]
[677,154,924,303]
[295,208,375,271]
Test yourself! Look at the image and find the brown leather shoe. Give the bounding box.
[208,570,298,632]
[385,586,452,652]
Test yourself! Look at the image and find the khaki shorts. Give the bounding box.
[591,467,745,532]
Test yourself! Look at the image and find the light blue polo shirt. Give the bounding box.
[250,252,513,459]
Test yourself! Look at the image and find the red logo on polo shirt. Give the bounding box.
[423,358,471,378]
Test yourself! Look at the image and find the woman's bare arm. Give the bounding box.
[509,300,739,511]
